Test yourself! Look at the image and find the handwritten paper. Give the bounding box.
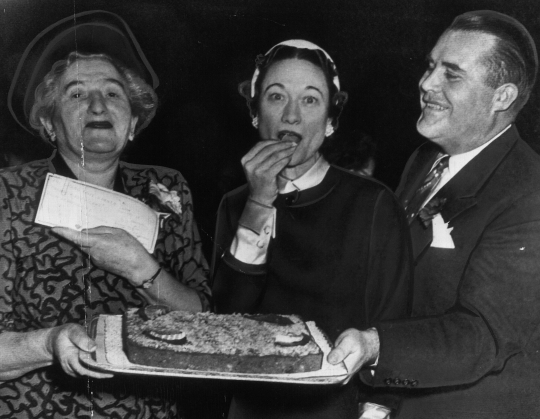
[35,173,160,253]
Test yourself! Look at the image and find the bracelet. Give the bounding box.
[247,197,274,209]
[137,267,162,289]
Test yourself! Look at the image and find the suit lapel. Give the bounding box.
[437,126,518,225]
[409,217,434,263]
[397,143,444,260]
[401,125,519,261]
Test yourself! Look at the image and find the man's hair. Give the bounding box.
[29,52,158,142]
[448,10,538,113]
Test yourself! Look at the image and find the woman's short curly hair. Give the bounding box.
[239,45,348,129]
[29,51,158,142]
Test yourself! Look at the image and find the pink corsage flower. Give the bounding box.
[148,182,183,216]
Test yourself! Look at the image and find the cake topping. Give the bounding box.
[127,309,321,357]
[138,304,170,321]
[275,332,311,347]
[244,313,295,326]
[125,309,323,374]
[146,329,187,344]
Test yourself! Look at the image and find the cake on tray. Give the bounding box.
[123,305,324,374]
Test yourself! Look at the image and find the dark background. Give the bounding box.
[2,0,540,256]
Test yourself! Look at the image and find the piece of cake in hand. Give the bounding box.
[124,306,323,374]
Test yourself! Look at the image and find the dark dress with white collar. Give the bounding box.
[213,165,411,419]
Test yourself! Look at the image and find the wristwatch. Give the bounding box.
[137,267,162,289]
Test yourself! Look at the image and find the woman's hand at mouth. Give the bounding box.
[241,140,297,206]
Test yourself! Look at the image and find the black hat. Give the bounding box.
[8,10,159,135]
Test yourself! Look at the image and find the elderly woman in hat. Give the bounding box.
[212,40,411,419]
[0,11,210,418]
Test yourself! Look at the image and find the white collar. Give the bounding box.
[448,124,511,176]
[425,124,512,205]
[431,124,512,175]
[278,156,330,194]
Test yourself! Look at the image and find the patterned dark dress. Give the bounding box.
[0,152,211,418]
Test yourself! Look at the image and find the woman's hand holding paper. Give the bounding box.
[52,226,159,287]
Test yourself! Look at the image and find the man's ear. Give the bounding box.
[492,83,519,112]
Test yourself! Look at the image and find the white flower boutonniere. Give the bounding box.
[148,182,183,216]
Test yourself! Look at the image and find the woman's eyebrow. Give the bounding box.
[104,78,126,89]
[63,78,125,93]
[263,82,284,93]
[63,80,82,92]
[306,85,324,96]
[263,83,324,96]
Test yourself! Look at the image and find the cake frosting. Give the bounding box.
[124,306,323,374]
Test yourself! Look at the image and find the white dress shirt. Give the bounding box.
[421,124,512,209]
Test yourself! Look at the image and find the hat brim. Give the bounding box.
[8,10,159,135]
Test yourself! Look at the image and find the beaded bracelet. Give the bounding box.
[137,267,162,289]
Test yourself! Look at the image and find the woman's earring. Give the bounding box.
[252,116,259,129]
[325,123,334,137]
[48,131,56,142]
[128,133,135,141]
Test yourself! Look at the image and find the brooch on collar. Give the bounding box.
[146,181,183,216]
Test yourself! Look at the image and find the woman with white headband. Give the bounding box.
[213,40,411,418]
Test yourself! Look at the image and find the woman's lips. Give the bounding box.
[86,121,113,129]
[277,131,302,143]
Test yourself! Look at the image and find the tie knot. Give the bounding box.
[405,154,449,224]
[422,155,449,186]
[434,155,449,173]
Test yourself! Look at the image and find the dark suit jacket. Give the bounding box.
[372,125,540,418]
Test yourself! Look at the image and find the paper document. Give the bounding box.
[35,173,160,253]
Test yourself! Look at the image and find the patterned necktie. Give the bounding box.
[405,155,449,224]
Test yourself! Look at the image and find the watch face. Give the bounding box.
[139,267,162,288]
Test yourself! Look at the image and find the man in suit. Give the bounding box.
[329,10,540,418]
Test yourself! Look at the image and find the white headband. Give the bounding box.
[250,39,340,97]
